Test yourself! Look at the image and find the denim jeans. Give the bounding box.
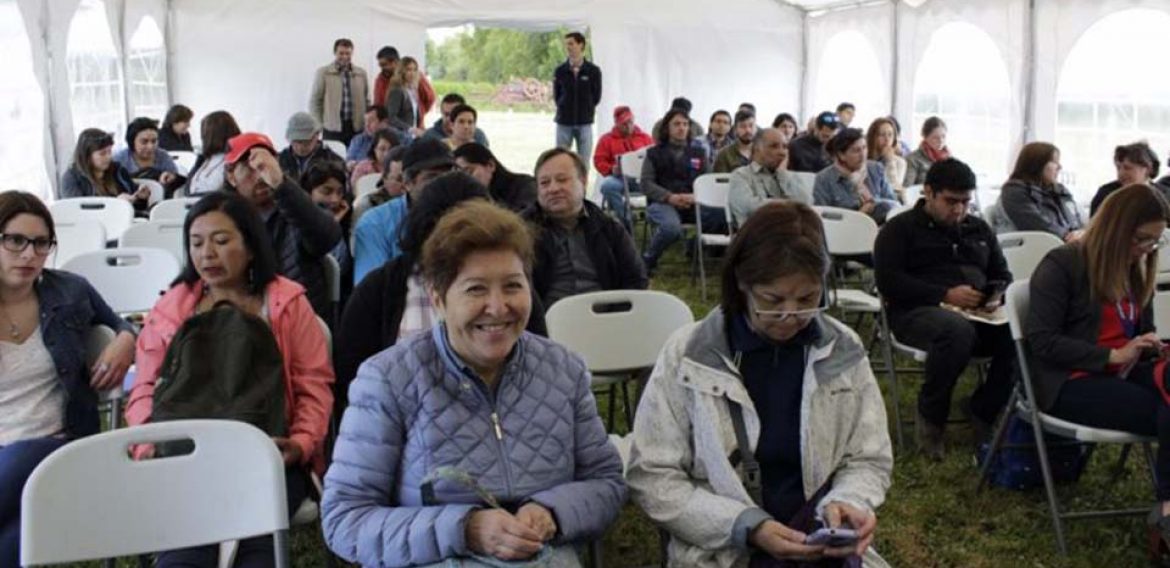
[0,437,69,565]
[599,176,639,233]
[556,124,594,164]
[643,201,728,270]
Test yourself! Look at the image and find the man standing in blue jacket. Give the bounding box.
[554,32,602,165]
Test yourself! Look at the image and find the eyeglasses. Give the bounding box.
[1135,233,1168,251]
[747,293,825,323]
[0,233,56,255]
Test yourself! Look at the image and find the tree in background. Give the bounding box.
[426,27,590,83]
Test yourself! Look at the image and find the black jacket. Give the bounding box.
[641,141,709,202]
[787,133,831,173]
[874,200,1012,318]
[1026,244,1155,411]
[524,200,648,307]
[257,178,343,319]
[278,145,344,181]
[1090,180,1170,216]
[490,172,538,213]
[333,255,548,417]
[554,59,602,126]
[158,128,193,152]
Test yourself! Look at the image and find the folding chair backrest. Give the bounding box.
[997,231,1062,281]
[1005,279,1031,342]
[170,151,197,175]
[60,247,181,314]
[619,148,648,183]
[150,197,200,222]
[904,184,924,204]
[791,171,816,199]
[136,179,165,207]
[21,419,289,565]
[693,174,731,234]
[1155,292,1170,340]
[355,173,381,199]
[51,197,134,243]
[814,206,878,256]
[120,220,185,264]
[323,139,347,160]
[546,290,693,374]
[53,219,106,269]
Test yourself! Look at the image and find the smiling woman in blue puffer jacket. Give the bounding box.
[322,199,626,567]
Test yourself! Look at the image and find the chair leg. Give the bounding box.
[658,528,670,568]
[1143,443,1160,492]
[108,397,122,430]
[1109,444,1133,485]
[273,529,291,568]
[978,390,1018,494]
[698,241,708,302]
[589,539,604,568]
[1028,410,1069,555]
[607,385,617,432]
[879,311,904,450]
[620,380,635,432]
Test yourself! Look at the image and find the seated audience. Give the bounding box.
[185,110,241,196]
[345,105,392,165]
[651,97,705,141]
[126,191,333,567]
[442,104,481,150]
[158,104,194,152]
[771,112,799,141]
[114,117,180,188]
[525,147,646,307]
[301,161,353,292]
[874,158,1015,460]
[322,200,625,567]
[59,128,151,211]
[867,117,907,202]
[223,132,342,319]
[384,56,426,138]
[998,142,1085,242]
[453,143,537,212]
[837,101,856,127]
[705,110,733,162]
[1090,142,1170,216]
[0,192,136,565]
[353,146,406,224]
[278,111,343,180]
[813,128,899,224]
[739,102,757,115]
[889,115,912,157]
[787,111,839,173]
[1024,184,1170,546]
[422,93,490,147]
[728,128,811,229]
[349,127,400,189]
[627,200,891,567]
[352,138,454,285]
[903,116,949,187]
[713,110,757,174]
[335,173,548,415]
[593,105,654,231]
[641,109,726,274]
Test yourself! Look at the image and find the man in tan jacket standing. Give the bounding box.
[310,38,369,147]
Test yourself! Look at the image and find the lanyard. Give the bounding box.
[1116,296,1137,339]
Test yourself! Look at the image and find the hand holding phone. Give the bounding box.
[805,526,859,547]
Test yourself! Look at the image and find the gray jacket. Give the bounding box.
[384,86,417,131]
[903,147,932,187]
[998,179,1085,240]
[627,308,892,567]
[727,161,811,229]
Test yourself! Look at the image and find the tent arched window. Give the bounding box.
[0,2,50,199]
[812,30,885,129]
[66,0,125,138]
[127,16,168,120]
[911,21,1012,184]
[1055,8,1170,200]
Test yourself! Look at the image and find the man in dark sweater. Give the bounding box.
[525,147,647,307]
[874,158,1015,460]
[787,111,839,173]
[554,32,602,164]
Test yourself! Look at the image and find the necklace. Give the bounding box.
[0,306,19,339]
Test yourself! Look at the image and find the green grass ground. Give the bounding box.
[69,225,1161,567]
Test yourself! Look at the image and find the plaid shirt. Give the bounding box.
[397,271,436,341]
[338,62,353,123]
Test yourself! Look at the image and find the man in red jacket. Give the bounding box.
[594,105,653,232]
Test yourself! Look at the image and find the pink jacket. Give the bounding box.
[125,276,334,472]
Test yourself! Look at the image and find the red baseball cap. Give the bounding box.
[225,132,277,165]
[613,106,634,125]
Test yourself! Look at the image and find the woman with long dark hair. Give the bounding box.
[453,142,537,212]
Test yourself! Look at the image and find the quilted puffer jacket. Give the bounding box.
[322,324,626,566]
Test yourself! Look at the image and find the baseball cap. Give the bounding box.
[225,133,277,165]
[613,106,634,125]
[401,138,455,178]
[815,111,841,129]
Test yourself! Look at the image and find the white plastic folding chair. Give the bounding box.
[997,231,1063,281]
[21,420,290,567]
[692,173,732,301]
[619,149,650,245]
[354,173,381,200]
[52,218,106,269]
[150,196,201,222]
[323,139,347,160]
[979,280,1156,555]
[50,197,134,244]
[1156,292,1170,339]
[120,220,186,264]
[813,206,882,314]
[135,179,166,207]
[545,290,694,431]
[904,184,924,204]
[790,171,816,201]
[61,248,181,314]
[170,151,197,176]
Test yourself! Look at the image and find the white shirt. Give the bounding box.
[0,327,65,445]
[187,153,227,195]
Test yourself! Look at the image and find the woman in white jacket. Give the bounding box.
[627,200,893,567]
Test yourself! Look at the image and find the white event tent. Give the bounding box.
[4,0,1170,203]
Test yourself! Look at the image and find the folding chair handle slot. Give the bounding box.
[80,203,107,210]
[591,300,633,314]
